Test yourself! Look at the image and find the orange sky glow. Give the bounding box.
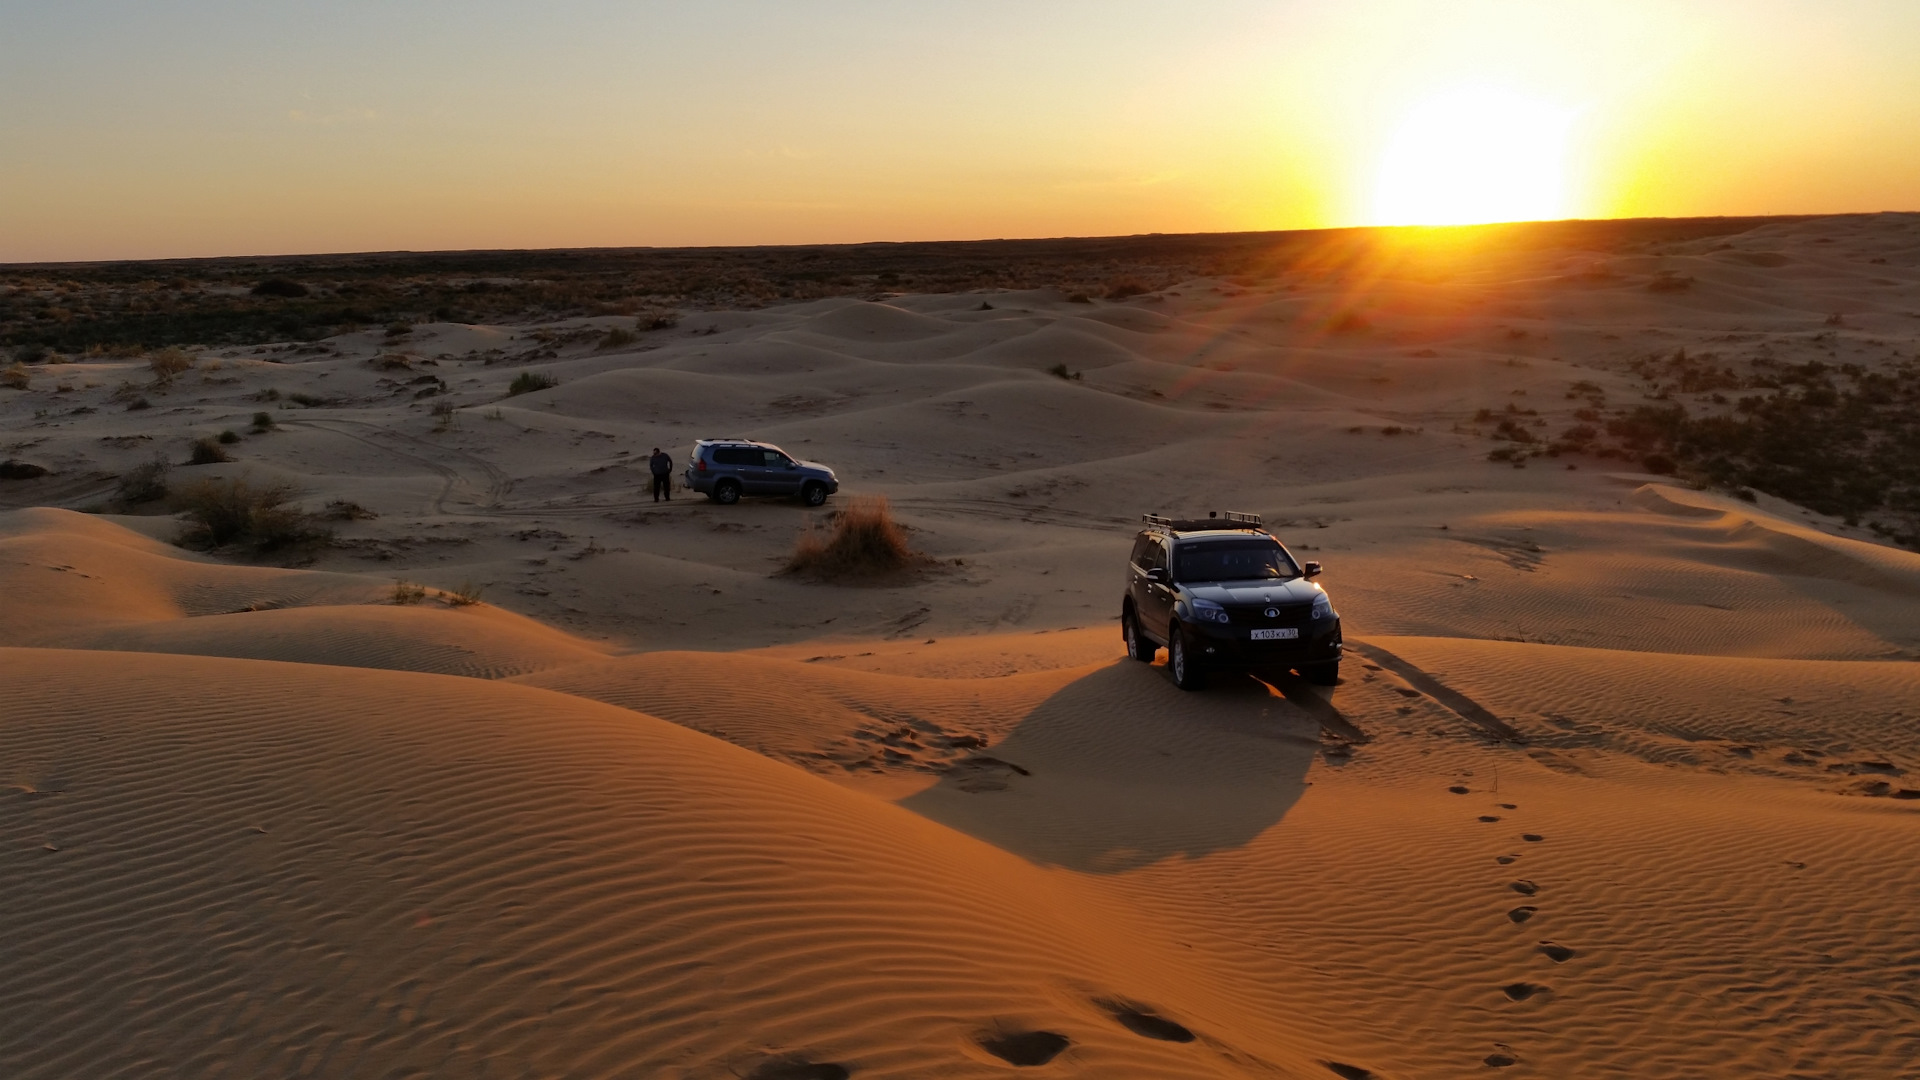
[2,1,1917,262]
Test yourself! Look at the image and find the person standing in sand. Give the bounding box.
[648,446,673,502]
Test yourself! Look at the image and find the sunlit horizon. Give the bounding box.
[3,1,1918,262]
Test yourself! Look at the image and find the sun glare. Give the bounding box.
[1370,87,1574,227]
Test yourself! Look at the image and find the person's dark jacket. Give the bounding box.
[648,451,672,477]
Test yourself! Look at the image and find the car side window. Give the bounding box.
[1129,535,1153,569]
[766,451,792,467]
[1144,539,1167,573]
[713,447,751,466]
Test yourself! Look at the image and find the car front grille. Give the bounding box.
[1226,602,1312,628]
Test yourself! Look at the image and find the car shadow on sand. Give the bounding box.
[898,660,1325,873]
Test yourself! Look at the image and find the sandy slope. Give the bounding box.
[4,215,1920,1078]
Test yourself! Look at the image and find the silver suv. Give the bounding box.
[684,439,839,506]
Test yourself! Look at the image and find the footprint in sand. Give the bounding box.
[1497,802,1516,810]
[977,1030,1070,1067]
[1097,1000,1195,1043]
[1496,854,1519,865]
[1521,833,1544,842]
[1321,1062,1377,1080]
[1509,880,1538,896]
[1507,905,1538,923]
[1485,1049,1518,1067]
[1479,815,1501,822]
[1503,982,1548,1001]
[1537,941,1576,963]
[1449,785,1470,794]
[749,1059,851,1080]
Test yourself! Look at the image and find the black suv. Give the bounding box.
[1120,512,1342,691]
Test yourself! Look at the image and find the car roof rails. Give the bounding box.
[1142,511,1266,532]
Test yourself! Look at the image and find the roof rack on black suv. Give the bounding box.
[1120,510,1342,692]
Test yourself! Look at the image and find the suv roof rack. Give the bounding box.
[1142,511,1265,532]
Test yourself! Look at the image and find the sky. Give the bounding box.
[2,0,1917,262]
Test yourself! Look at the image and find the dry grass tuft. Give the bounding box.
[188,437,232,465]
[149,347,195,383]
[1,363,30,390]
[442,580,485,606]
[783,496,928,581]
[115,455,170,505]
[172,476,330,552]
[391,580,427,605]
[508,371,558,396]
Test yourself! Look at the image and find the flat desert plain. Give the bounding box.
[3,215,1919,1078]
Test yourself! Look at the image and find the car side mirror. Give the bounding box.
[1302,561,1322,579]
[1144,567,1168,585]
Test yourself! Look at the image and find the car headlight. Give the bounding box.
[1311,592,1335,620]
[1190,598,1232,624]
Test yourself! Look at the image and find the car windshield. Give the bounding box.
[1172,540,1297,583]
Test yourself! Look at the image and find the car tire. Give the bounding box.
[1122,607,1155,663]
[1301,661,1340,687]
[801,481,828,507]
[1168,624,1206,691]
[713,479,741,505]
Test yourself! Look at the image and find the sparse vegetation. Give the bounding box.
[188,437,232,465]
[324,499,378,520]
[783,496,927,581]
[1,363,29,390]
[148,347,194,383]
[114,455,171,506]
[172,476,329,552]
[443,580,485,606]
[391,580,427,605]
[252,411,275,431]
[1047,362,1084,381]
[216,429,241,444]
[508,371,558,396]
[251,278,309,298]
[597,327,638,350]
[638,311,680,331]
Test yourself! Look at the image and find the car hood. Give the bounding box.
[796,459,834,476]
[1184,578,1321,605]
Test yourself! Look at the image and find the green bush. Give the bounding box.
[173,477,329,551]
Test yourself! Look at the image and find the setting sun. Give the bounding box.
[1369,87,1575,226]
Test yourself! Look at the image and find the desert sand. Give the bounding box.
[3,214,1919,1078]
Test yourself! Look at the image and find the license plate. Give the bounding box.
[1250,628,1299,641]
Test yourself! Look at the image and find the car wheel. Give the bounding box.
[1168,624,1206,691]
[801,481,828,507]
[1122,607,1155,662]
[714,479,741,505]
[1301,661,1340,687]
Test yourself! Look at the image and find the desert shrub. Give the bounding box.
[598,327,638,350]
[149,347,195,382]
[443,580,484,606]
[508,371,558,396]
[188,437,232,465]
[0,460,50,480]
[13,343,50,364]
[125,396,152,411]
[325,499,378,520]
[1065,292,1093,304]
[287,392,327,407]
[1104,277,1151,300]
[252,411,275,431]
[783,496,925,580]
[638,311,680,331]
[250,278,309,298]
[217,429,241,444]
[172,477,329,551]
[1047,362,1083,381]
[391,580,426,605]
[1,363,29,390]
[384,322,413,338]
[115,455,171,505]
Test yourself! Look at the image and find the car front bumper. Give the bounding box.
[1187,618,1343,668]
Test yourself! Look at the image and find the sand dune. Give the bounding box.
[3,215,1919,1077]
